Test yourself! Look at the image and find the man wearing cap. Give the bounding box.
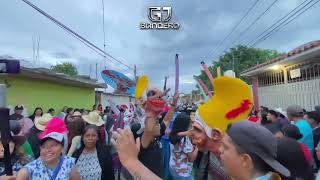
[287,105,314,161]
[219,121,290,179]
[9,105,24,120]
[304,111,320,169]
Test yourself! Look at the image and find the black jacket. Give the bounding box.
[26,126,42,158]
[72,144,114,180]
[313,127,320,168]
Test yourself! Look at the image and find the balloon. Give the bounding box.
[101,70,135,95]
[135,75,149,99]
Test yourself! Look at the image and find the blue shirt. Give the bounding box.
[295,120,314,155]
[25,156,75,180]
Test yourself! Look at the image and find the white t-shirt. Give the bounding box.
[169,137,193,177]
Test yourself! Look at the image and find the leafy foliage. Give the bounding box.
[51,62,78,76]
[197,45,284,90]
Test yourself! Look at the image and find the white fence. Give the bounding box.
[258,78,320,111]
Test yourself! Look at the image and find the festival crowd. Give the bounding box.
[1,89,320,180]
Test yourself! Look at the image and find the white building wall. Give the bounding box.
[258,79,320,111]
[100,93,134,109]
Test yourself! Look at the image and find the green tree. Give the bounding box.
[51,62,78,76]
[197,45,284,90]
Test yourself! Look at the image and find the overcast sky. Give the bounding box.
[1,0,319,93]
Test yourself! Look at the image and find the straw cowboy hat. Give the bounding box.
[35,113,53,131]
[82,111,104,126]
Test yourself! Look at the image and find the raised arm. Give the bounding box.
[108,97,120,116]
[111,129,162,180]
[141,116,157,148]
[162,91,179,127]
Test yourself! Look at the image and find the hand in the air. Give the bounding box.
[111,128,141,168]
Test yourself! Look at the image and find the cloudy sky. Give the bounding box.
[1,0,319,93]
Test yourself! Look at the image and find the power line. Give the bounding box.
[249,0,319,47]
[101,0,107,70]
[246,0,310,46]
[21,0,134,71]
[203,0,261,61]
[224,0,279,49]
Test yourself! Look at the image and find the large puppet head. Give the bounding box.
[135,75,169,117]
[197,76,253,133]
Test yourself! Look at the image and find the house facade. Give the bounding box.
[241,40,320,111]
[0,64,106,115]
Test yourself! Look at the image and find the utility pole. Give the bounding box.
[164,76,168,91]
[95,63,98,80]
[89,64,92,78]
[232,54,235,71]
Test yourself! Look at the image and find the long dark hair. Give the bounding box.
[169,113,191,145]
[28,107,43,121]
[33,107,43,116]
[80,125,101,148]
[64,108,74,124]
[67,118,85,148]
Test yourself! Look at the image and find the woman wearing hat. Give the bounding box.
[16,118,80,180]
[82,111,107,144]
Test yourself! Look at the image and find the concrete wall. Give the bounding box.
[100,93,134,108]
[258,78,320,111]
[4,76,95,116]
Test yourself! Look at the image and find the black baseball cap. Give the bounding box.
[281,124,303,140]
[14,105,24,110]
[227,121,290,177]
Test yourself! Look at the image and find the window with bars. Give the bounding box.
[257,60,320,87]
[258,70,285,87]
[287,62,320,83]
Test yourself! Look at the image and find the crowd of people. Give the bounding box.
[1,91,320,180]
